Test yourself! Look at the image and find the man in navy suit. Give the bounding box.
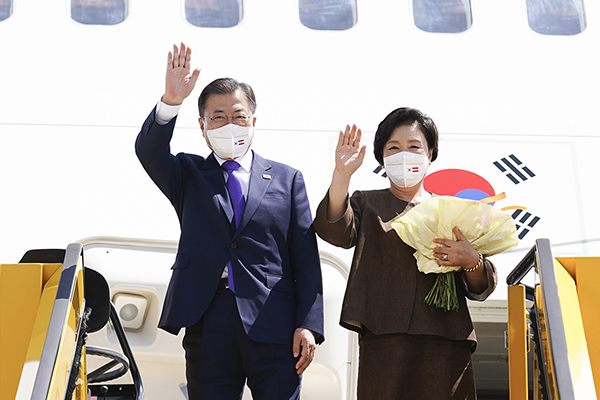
[135,43,324,400]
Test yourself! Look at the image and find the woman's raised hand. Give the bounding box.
[335,124,367,178]
[326,125,367,221]
[162,42,201,106]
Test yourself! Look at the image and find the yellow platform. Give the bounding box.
[0,262,61,400]
[508,240,600,399]
[555,256,600,398]
[0,244,86,400]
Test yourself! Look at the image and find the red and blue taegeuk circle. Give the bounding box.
[423,169,496,204]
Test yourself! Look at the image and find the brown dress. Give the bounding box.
[313,189,498,400]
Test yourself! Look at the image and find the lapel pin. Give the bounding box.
[262,174,272,180]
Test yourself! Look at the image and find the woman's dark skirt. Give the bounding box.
[357,329,476,400]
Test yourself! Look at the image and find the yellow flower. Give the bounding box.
[391,196,518,311]
[392,196,518,274]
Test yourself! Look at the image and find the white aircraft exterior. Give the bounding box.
[1,1,598,399]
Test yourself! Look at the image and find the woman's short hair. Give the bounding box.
[197,77,257,118]
[373,107,439,166]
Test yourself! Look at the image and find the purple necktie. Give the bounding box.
[222,160,245,292]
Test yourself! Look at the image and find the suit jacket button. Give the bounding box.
[216,268,222,275]
[230,243,238,249]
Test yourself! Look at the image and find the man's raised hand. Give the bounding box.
[162,42,201,106]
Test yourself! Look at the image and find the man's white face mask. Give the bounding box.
[383,151,429,188]
[204,123,254,160]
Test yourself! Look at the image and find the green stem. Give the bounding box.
[424,271,459,312]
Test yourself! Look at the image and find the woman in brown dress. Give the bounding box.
[313,108,497,399]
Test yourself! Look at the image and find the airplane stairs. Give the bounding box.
[0,243,143,400]
[507,239,600,399]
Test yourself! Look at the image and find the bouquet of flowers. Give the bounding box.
[391,196,518,311]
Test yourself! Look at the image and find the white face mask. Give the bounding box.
[383,151,429,188]
[205,123,254,160]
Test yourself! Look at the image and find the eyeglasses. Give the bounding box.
[206,114,253,128]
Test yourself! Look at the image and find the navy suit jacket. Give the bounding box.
[135,109,324,345]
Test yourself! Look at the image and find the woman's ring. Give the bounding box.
[443,254,448,261]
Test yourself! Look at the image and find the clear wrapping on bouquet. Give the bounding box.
[391,196,519,274]
[391,196,519,311]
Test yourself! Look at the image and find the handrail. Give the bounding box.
[28,243,84,400]
[506,244,536,286]
[509,239,578,400]
[506,243,536,300]
[535,239,576,400]
[108,302,144,400]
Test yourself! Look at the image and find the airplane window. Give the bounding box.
[185,0,243,28]
[299,0,357,31]
[0,0,12,22]
[71,0,128,25]
[526,0,586,35]
[413,0,472,33]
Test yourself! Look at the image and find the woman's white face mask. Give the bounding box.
[383,151,429,188]
[204,123,254,160]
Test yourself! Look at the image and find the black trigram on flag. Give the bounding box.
[493,154,535,184]
[511,209,540,239]
[373,165,387,178]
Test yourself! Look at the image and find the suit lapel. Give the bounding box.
[235,152,272,237]
[202,154,234,224]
